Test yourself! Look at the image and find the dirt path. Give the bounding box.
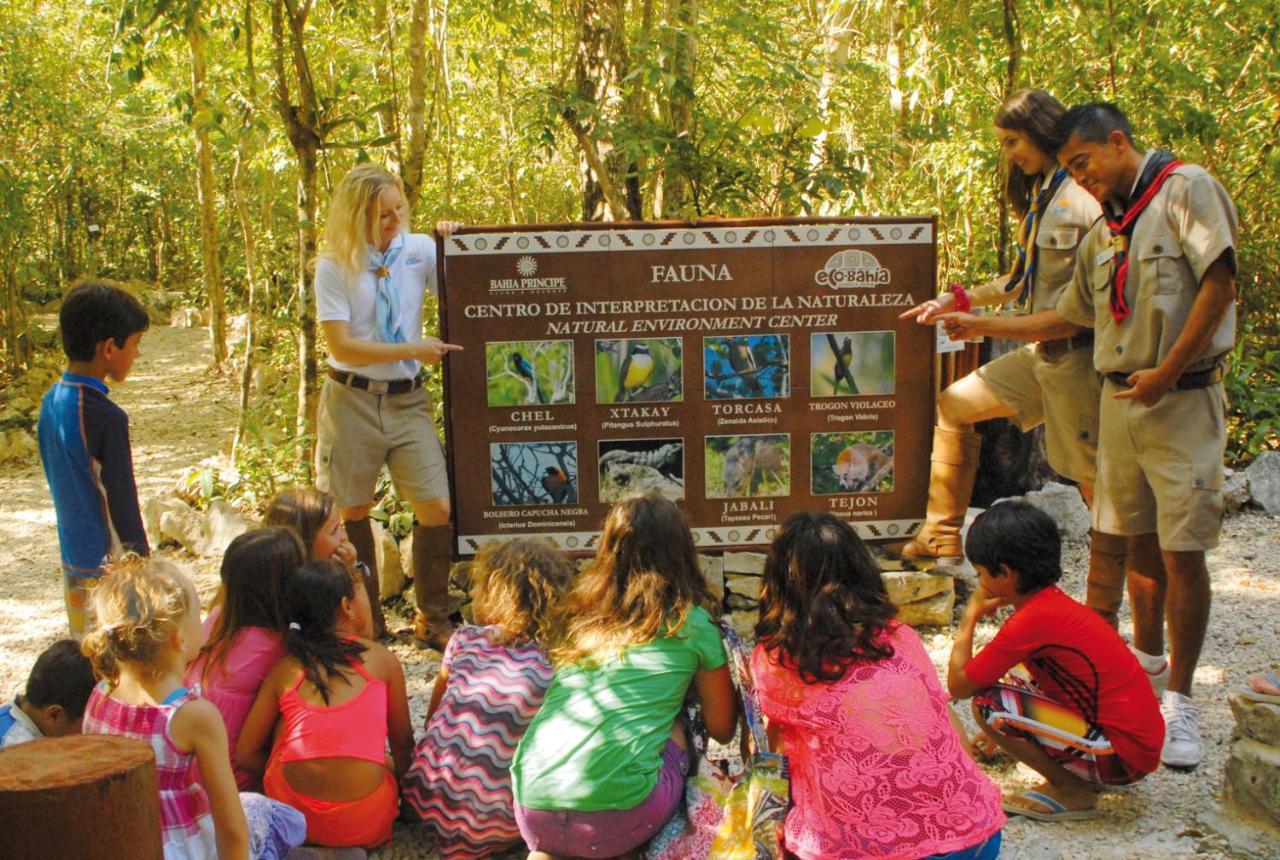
[1,323,1276,858]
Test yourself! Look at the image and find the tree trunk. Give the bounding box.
[568,0,640,220]
[271,0,323,452]
[189,7,227,367]
[372,0,402,173]
[403,0,429,211]
[232,0,260,465]
[805,0,856,209]
[661,0,696,217]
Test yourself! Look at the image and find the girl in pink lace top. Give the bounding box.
[751,513,1004,860]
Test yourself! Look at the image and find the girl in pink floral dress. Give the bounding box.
[752,512,1004,859]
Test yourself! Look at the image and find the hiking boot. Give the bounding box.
[1131,645,1170,694]
[1160,690,1204,769]
[896,427,982,562]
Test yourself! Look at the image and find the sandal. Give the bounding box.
[1001,790,1099,822]
[1242,670,1280,705]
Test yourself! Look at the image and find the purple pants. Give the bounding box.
[515,740,690,857]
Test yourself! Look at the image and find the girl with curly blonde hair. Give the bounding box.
[81,557,304,860]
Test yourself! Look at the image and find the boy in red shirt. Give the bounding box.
[948,501,1163,821]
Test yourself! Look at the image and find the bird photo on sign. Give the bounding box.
[485,340,575,407]
[703,334,790,400]
[811,430,895,495]
[595,338,683,404]
[705,434,790,499]
[597,438,685,503]
[809,331,895,397]
[489,441,579,506]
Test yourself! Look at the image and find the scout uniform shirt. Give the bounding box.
[1018,176,1102,315]
[1056,152,1237,376]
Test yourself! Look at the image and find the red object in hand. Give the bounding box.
[950,283,971,313]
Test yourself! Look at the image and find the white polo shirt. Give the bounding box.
[315,231,439,381]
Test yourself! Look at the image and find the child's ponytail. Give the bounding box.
[81,555,195,683]
[284,560,367,704]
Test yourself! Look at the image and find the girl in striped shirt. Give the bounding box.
[401,539,572,858]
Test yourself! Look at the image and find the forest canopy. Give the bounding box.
[1,0,1276,470]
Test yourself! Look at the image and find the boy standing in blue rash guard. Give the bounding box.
[37,280,150,638]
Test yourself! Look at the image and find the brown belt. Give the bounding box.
[1105,365,1223,391]
[327,366,421,395]
[1037,330,1094,361]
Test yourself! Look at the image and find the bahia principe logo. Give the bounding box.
[488,255,567,294]
[815,249,890,289]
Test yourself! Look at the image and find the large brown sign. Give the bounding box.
[439,218,935,557]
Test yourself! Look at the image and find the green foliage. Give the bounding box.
[1,0,1276,467]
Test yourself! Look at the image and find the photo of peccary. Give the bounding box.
[811,431,895,494]
[705,434,790,499]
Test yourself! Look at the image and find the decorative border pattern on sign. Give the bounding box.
[447,223,933,256]
[458,519,922,554]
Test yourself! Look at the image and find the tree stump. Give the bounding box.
[0,734,163,859]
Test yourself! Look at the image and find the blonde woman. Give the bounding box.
[314,163,460,648]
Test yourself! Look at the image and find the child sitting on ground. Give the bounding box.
[402,538,573,859]
[0,639,95,748]
[81,557,305,860]
[948,501,1164,821]
[187,528,306,790]
[511,495,738,859]
[265,487,381,636]
[752,512,1004,859]
[237,560,413,851]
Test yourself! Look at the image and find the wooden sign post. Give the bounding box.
[440,217,935,556]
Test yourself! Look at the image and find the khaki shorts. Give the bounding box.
[1093,380,1226,552]
[976,342,1100,484]
[316,377,450,508]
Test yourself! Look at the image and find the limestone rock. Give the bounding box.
[159,505,208,556]
[699,555,724,602]
[1231,695,1280,747]
[882,570,953,607]
[723,551,765,576]
[205,500,248,557]
[143,497,190,549]
[1246,452,1280,515]
[897,588,955,628]
[448,559,473,593]
[1223,468,1251,514]
[1199,805,1280,860]
[169,307,200,328]
[725,593,759,612]
[724,572,761,601]
[724,610,758,644]
[1224,736,1280,827]
[1023,481,1090,542]
[0,429,37,464]
[371,520,405,602]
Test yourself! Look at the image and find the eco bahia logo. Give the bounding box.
[815,249,890,289]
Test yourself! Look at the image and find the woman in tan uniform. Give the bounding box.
[899,90,1123,621]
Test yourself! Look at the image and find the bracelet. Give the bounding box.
[949,283,971,313]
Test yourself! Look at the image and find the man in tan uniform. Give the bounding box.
[940,102,1237,770]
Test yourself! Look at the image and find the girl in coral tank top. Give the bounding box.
[751,513,1005,860]
[236,559,413,850]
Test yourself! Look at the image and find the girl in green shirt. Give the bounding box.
[511,495,738,858]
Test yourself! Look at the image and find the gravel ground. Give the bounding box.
[1,325,1276,859]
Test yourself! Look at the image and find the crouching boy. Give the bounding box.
[0,639,96,748]
[948,501,1163,821]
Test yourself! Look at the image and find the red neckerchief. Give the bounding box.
[1105,151,1181,323]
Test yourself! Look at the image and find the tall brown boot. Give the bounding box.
[1085,530,1127,629]
[412,523,456,650]
[344,517,386,639]
[900,427,983,561]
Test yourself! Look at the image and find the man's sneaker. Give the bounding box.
[1160,690,1204,769]
[1131,645,1170,693]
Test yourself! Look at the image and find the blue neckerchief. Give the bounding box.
[368,234,406,343]
[1005,168,1069,305]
